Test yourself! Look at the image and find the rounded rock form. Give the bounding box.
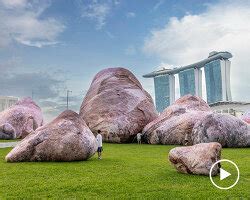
[79,67,158,143]
[5,110,97,162]
[171,95,211,111]
[169,142,222,176]
[0,97,43,139]
[143,95,212,145]
[191,113,250,147]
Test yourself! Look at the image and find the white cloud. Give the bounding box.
[126,12,136,18]
[113,0,120,6]
[82,2,110,30]
[156,62,174,70]
[143,0,250,101]
[0,57,22,71]
[125,45,136,55]
[153,0,165,11]
[1,0,28,8]
[81,0,119,30]
[0,65,71,123]
[105,31,115,39]
[0,0,65,48]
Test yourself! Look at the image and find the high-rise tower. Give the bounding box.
[143,51,232,112]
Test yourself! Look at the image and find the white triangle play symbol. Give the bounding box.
[220,168,231,180]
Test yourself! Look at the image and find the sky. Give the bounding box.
[1,0,250,122]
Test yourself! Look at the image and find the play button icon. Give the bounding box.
[220,168,231,180]
[210,159,240,190]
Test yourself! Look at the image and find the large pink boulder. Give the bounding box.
[142,95,212,145]
[169,142,222,176]
[191,113,250,147]
[0,97,43,139]
[79,67,158,143]
[6,110,97,162]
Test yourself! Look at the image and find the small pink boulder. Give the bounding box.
[169,142,222,176]
[0,97,43,139]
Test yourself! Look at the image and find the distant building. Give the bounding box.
[0,96,18,112]
[143,51,232,112]
[204,58,231,104]
[179,68,196,96]
[210,101,250,118]
[154,74,174,112]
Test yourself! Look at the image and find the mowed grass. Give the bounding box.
[0,139,20,143]
[0,144,249,199]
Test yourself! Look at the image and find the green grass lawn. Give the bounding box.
[0,144,249,199]
[0,139,20,143]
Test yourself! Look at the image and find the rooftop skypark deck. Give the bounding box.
[143,51,233,78]
[144,51,233,112]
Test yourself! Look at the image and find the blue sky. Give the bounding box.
[1,0,250,121]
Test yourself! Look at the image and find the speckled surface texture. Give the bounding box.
[169,142,222,176]
[80,67,158,143]
[0,97,43,139]
[241,111,250,124]
[191,113,250,147]
[5,110,97,162]
[143,95,212,145]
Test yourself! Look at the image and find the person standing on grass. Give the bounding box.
[137,133,142,144]
[96,130,103,159]
[184,133,189,146]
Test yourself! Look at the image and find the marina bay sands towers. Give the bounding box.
[143,51,232,112]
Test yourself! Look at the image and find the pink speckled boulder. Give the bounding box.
[191,113,250,147]
[169,142,222,176]
[0,97,43,139]
[6,110,97,162]
[79,67,158,143]
[142,95,212,145]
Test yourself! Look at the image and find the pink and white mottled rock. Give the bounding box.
[6,110,97,162]
[191,113,250,147]
[79,67,158,143]
[142,95,212,145]
[0,97,43,139]
[169,142,222,176]
[241,111,250,124]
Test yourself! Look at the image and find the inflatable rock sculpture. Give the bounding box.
[169,142,222,176]
[79,67,158,143]
[0,97,43,139]
[143,95,212,145]
[5,110,97,162]
[191,113,250,147]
